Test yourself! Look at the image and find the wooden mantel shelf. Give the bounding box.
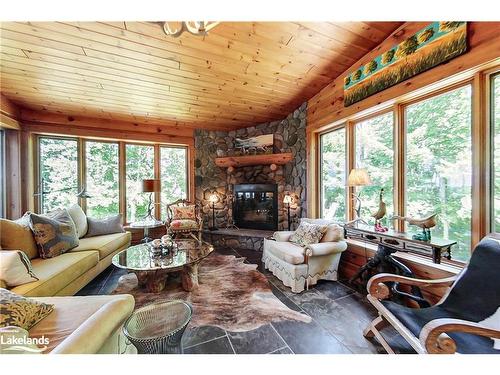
[215,153,293,168]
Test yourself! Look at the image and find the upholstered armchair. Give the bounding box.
[262,218,347,293]
[364,236,500,354]
[165,199,203,241]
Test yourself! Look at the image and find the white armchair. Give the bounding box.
[262,219,347,293]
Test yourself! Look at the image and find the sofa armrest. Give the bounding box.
[305,241,347,257]
[273,231,295,242]
[49,295,135,354]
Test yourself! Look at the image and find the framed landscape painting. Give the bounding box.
[343,22,468,107]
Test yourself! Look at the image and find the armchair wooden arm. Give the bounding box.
[420,318,500,354]
[367,273,457,300]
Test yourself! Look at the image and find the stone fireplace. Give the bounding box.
[194,102,307,248]
[233,183,278,231]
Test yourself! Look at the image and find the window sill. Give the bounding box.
[346,239,464,276]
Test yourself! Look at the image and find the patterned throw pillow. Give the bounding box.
[172,205,196,220]
[289,222,328,247]
[0,288,54,330]
[28,210,79,259]
[0,250,39,287]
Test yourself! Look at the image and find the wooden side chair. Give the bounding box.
[364,236,500,354]
[165,199,203,242]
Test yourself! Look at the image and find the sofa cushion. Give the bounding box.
[10,251,99,297]
[320,224,345,243]
[0,288,54,330]
[29,211,79,259]
[0,250,39,287]
[30,294,135,353]
[85,214,124,238]
[0,218,39,259]
[289,221,327,247]
[170,219,198,230]
[171,205,196,220]
[70,232,131,260]
[267,241,305,265]
[67,204,88,238]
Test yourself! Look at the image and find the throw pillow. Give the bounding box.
[0,217,39,260]
[0,288,54,330]
[171,205,196,220]
[0,251,38,287]
[320,224,345,243]
[289,221,327,247]
[28,210,79,258]
[85,214,124,238]
[67,204,88,238]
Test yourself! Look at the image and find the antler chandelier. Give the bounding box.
[162,21,219,38]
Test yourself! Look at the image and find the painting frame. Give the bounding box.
[343,22,468,107]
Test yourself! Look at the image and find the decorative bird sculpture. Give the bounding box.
[371,188,388,232]
[392,213,438,241]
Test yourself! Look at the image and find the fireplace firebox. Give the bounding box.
[233,184,278,230]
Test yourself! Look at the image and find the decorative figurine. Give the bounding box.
[393,213,438,241]
[372,188,388,232]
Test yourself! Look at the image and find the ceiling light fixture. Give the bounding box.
[162,21,220,38]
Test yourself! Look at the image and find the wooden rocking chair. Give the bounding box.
[165,199,203,242]
[364,236,500,354]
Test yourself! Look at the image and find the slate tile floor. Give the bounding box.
[77,246,415,354]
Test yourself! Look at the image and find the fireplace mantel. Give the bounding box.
[215,152,292,169]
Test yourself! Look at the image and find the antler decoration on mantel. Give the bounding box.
[162,21,220,38]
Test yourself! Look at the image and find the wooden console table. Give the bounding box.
[343,224,457,264]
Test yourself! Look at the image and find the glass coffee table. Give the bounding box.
[112,239,214,293]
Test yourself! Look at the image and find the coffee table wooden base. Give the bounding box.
[135,269,169,293]
[181,263,200,291]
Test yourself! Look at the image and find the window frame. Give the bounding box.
[402,81,474,262]
[0,129,5,218]
[489,70,500,234]
[34,134,190,225]
[313,73,492,265]
[319,124,348,221]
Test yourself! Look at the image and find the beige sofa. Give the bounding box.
[0,217,131,297]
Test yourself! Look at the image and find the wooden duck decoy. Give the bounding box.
[372,188,388,232]
[393,213,438,241]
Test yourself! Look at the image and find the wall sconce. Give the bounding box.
[208,191,219,231]
[283,192,292,231]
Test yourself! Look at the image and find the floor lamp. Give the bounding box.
[208,191,219,231]
[283,192,292,231]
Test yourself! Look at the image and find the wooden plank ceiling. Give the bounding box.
[0,21,403,130]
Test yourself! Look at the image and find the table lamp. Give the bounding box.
[142,179,161,223]
[347,168,371,225]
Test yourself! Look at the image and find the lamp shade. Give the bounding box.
[347,168,372,187]
[208,192,219,203]
[283,193,292,204]
[142,179,161,193]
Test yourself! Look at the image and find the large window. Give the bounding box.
[160,146,188,220]
[36,136,189,223]
[355,112,394,224]
[493,73,500,233]
[86,141,120,219]
[125,144,155,223]
[39,137,79,213]
[320,127,346,221]
[405,85,472,261]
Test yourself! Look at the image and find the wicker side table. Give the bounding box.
[123,300,192,354]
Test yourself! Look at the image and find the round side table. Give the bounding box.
[123,300,192,354]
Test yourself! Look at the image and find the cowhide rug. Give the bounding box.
[112,253,311,332]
